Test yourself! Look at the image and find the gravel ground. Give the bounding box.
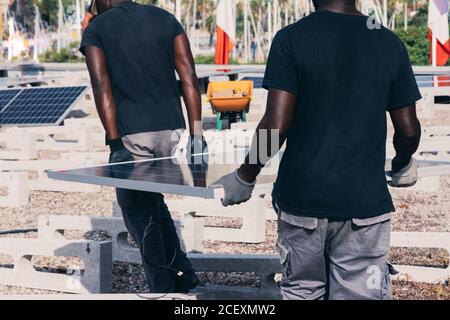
[0,183,448,299]
[0,103,449,299]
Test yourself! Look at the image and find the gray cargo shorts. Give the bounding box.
[274,203,395,300]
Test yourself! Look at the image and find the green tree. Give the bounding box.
[34,0,74,29]
[395,26,430,65]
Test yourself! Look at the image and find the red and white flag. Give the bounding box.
[428,0,449,66]
[215,0,236,65]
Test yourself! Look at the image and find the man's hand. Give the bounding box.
[214,170,256,206]
[388,157,418,187]
[187,134,208,158]
[108,138,133,164]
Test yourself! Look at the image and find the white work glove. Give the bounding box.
[388,158,418,188]
[214,170,256,206]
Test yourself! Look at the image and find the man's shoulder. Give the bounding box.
[377,26,404,48]
[276,13,320,39]
[140,4,176,19]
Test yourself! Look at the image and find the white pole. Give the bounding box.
[33,6,39,62]
[284,3,288,26]
[382,0,387,27]
[404,2,407,31]
[76,0,81,41]
[192,0,197,55]
[175,0,181,21]
[274,0,278,32]
[277,0,281,30]
[268,0,272,46]
[244,0,249,63]
[432,34,437,67]
[7,17,13,61]
[57,0,64,52]
[246,0,264,61]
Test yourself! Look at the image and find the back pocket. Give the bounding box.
[347,220,391,256]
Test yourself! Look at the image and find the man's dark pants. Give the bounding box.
[116,130,194,292]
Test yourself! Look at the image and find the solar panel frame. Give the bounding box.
[0,86,88,127]
[47,153,450,198]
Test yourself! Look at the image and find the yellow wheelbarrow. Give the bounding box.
[206,80,253,130]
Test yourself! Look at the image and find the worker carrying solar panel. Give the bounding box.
[80,0,207,294]
[215,0,422,300]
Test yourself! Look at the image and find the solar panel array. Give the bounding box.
[0,86,87,126]
[241,76,264,89]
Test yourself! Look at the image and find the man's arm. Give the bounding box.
[238,88,297,182]
[85,46,120,141]
[173,33,202,135]
[389,103,421,173]
[217,88,296,206]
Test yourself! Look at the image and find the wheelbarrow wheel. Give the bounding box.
[241,111,247,122]
[216,113,223,131]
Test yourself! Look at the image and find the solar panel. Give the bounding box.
[241,76,264,89]
[47,152,450,198]
[0,86,88,126]
[48,152,277,198]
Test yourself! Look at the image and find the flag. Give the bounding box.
[428,0,449,66]
[215,0,235,65]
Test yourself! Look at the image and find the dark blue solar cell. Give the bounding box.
[0,89,21,111]
[0,86,87,126]
[241,76,264,89]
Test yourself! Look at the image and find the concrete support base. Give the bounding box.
[391,232,450,284]
[0,238,112,293]
[0,172,29,207]
[166,198,266,243]
[38,214,204,263]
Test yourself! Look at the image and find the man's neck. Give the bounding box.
[317,2,361,15]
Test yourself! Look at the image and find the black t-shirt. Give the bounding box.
[263,10,421,219]
[80,2,186,136]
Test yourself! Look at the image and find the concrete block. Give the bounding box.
[63,117,104,132]
[166,198,266,243]
[6,125,99,151]
[417,91,434,119]
[38,214,140,264]
[391,232,450,284]
[0,172,29,207]
[230,122,258,131]
[0,132,37,160]
[112,202,205,253]
[422,126,450,138]
[0,238,112,293]
[0,158,101,193]
[60,152,109,163]
[189,254,281,300]
[38,214,204,263]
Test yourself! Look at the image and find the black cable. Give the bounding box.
[142,217,181,275]
[0,228,37,235]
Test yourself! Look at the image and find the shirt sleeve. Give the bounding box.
[262,31,299,96]
[171,15,185,38]
[79,24,103,56]
[387,40,422,111]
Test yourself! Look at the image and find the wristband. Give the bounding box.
[234,170,256,187]
[107,138,125,153]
